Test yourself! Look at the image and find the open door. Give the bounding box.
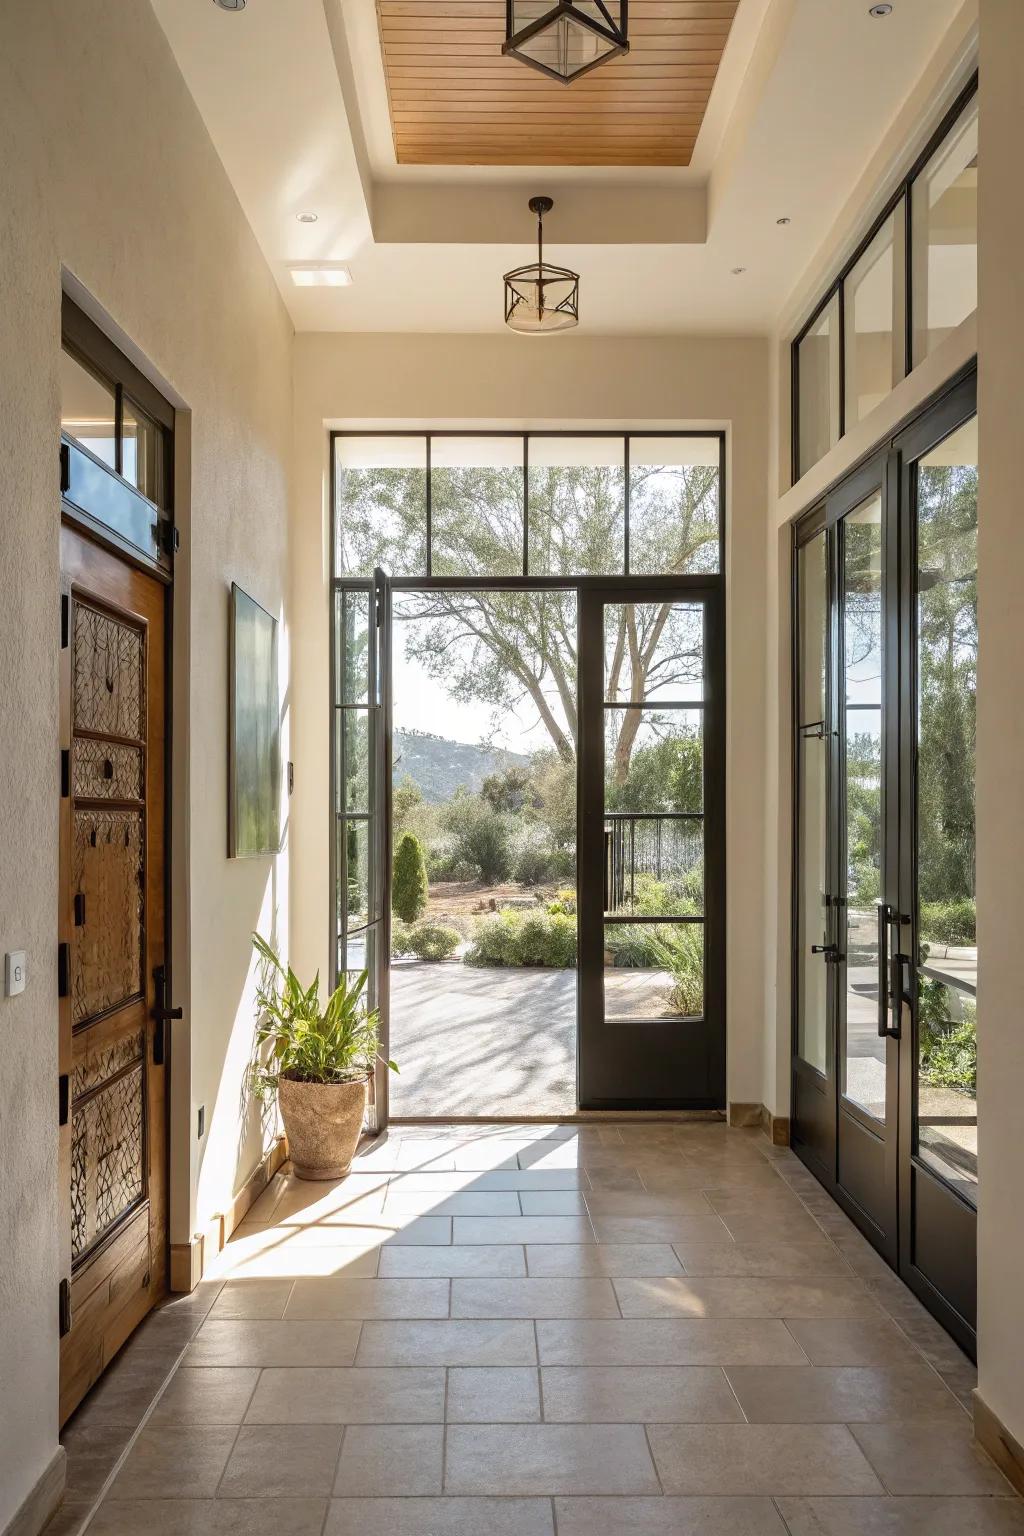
[333,568,392,1135]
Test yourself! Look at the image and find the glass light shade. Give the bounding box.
[504,0,627,83]
[504,263,579,333]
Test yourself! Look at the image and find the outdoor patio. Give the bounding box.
[388,961,680,1119]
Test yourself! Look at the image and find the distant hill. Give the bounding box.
[393,729,530,804]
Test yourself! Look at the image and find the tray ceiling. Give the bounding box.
[377,0,740,167]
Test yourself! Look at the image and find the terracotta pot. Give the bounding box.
[277,1074,368,1180]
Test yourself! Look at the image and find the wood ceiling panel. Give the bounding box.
[377,0,738,166]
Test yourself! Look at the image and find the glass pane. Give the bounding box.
[431,436,524,577]
[604,921,704,1020]
[336,709,370,814]
[527,436,624,576]
[797,293,841,478]
[334,589,370,705]
[915,417,977,1203]
[60,348,116,470]
[339,816,370,931]
[844,205,906,428]
[604,603,703,703]
[912,98,977,366]
[629,437,720,575]
[335,436,427,577]
[798,533,827,727]
[605,817,703,917]
[797,530,829,1074]
[604,709,703,815]
[841,493,885,1120]
[798,735,828,1073]
[122,398,161,504]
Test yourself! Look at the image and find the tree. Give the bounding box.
[481,764,534,815]
[338,459,716,782]
[441,790,513,884]
[392,832,428,923]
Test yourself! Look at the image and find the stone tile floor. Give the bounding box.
[51,1121,1023,1535]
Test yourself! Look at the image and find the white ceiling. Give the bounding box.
[151,0,968,336]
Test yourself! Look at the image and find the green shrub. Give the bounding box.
[919,978,977,1092]
[514,844,560,886]
[407,922,461,961]
[391,919,414,958]
[442,794,514,884]
[920,899,976,946]
[659,925,704,1017]
[392,832,429,923]
[547,888,576,916]
[465,910,577,968]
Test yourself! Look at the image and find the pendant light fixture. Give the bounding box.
[504,197,579,334]
[503,0,628,83]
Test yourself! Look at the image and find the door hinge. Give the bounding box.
[61,748,70,798]
[287,760,295,795]
[61,592,70,649]
[60,441,70,496]
[59,1073,70,1128]
[57,942,70,998]
[74,892,86,927]
[159,521,180,557]
[58,1277,72,1338]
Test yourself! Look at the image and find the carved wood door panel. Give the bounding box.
[59,525,169,1424]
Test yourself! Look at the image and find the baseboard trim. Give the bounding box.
[974,1390,1024,1497]
[728,1102,791,1146]
[170,1134,287,1293]
[2,1447,65,1536]
[728,1102,762,1128]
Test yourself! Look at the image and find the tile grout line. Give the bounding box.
[642,1423,666,1496]
[719,1363,750,1424]
[327,1422,348,1517]
[65,1327,206,1536]
[771,1494,798,1535]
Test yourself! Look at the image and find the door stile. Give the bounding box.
[368,567,393,1134]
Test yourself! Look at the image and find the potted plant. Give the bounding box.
[249,932,397,1180]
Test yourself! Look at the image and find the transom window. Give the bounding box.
[792,77,977,482]
[333,433,722,580]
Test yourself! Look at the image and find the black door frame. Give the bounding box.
[791,364,978,1355]
[578,581,726,1109]
[331,571,727,1115]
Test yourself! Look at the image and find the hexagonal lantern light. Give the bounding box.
[504,197,580,334]
[502,0,628,84]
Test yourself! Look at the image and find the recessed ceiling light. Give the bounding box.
[776,216,791,226]
[212,0,246,10]
[731,266,746,275]
[288,265,353,288]
[296,212,319,224]
[869,3,893,15]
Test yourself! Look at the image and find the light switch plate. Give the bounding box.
[5,951,27,997]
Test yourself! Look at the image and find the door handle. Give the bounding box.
[876,903,901,1039]
[811,943,838,961]
[152,965,182,1066]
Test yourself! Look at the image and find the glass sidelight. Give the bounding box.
[792,373,979,1355]
[332,570,392,1130]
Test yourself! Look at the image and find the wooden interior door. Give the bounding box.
[58,524,169,1424]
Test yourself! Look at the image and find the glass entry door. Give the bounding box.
[578,585,724,1108]
[792,374,979,1354]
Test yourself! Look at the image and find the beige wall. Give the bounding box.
[0,2,292,1527]
[290,331,771,1110]
[975,0,1024,1457]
